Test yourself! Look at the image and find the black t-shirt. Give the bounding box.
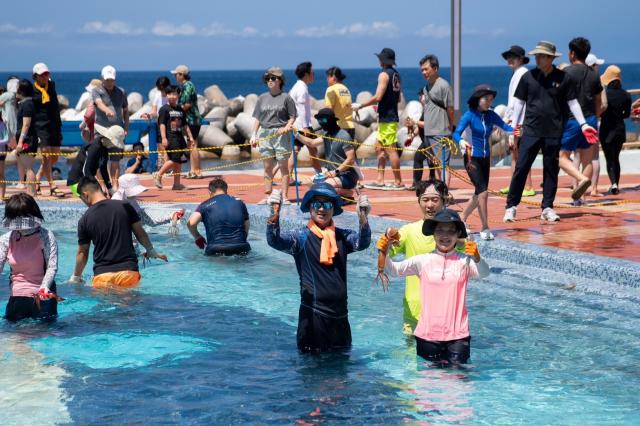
[16,98,38,143]
[378,67,401,123]
[563,63,602,118]
[32,79,62,133]
[78,199,141,275]
[515,67,577,138]
[158,104,185,142]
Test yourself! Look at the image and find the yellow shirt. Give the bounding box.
[324,83,355,130]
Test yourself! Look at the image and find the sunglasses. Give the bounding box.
[310,200,334,211]
[317,117,329,124]
[266,75,279,82]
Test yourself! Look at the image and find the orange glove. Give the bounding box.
[376,234,390,252]
[464,241,480,262]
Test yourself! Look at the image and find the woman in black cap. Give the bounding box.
[501,46,535,197]
[452,85,513,240]
[380,208,489,366]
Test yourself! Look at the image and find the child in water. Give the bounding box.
[381,209,489,365]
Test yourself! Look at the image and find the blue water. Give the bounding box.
[3,64,640,107]
[1,207,639,425]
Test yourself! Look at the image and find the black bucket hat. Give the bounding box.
[375,48,396,66]
[467,84,497,106]
[422,208,467,238]
[501,45,530,64]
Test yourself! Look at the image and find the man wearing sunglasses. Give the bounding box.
[266,182,371,353]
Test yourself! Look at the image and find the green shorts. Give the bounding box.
[69,183,80,197]
[378,122,399,147]
[257,128,291,161]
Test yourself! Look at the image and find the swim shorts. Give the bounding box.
[92,270,141,288]
[4,282,59,322]
[107,146,124,163]
[561,115,597,152]
[257,128,291,161]
[337,171,358,190]
[205,242,251,256]
[464,156,491,195]
[415,335,471,365]
[377,122,398,147]
[166,137,189,163]
[297,304,352,353]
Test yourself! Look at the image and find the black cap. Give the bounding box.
[468,84,497,106]
[422,208,467,238]
[501,45,530,64]
[314,108,336,120]
[375,48,396,66]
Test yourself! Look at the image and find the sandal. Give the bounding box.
[185,172,197,179]
[35,183,42,195]
[49,186,66,198]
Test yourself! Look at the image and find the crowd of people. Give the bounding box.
[0,37,637,365]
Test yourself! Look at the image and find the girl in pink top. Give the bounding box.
[1,193,59,322]
[384,209,489,365]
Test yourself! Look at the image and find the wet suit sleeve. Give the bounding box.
[266,222,301,255]
[489,110,513,133]
[342,222,371,255]
[452,111,472,144]
[40,228,58,292]
[385,253,423,277]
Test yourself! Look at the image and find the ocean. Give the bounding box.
[2,64,640,109]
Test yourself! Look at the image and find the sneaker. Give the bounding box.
[540,207,560,222]
[479,229,495,240]
[153,173,163,189]
[503,206,517,222]
[610,184,620,195]
[172,184,186,190]
[522,189,536,197]
[499,187,510,194]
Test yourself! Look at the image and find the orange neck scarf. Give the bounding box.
[307,220,338,265]
[34,81,50,104]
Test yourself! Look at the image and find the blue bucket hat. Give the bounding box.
[300,182,343,216]
[422,208,467,238]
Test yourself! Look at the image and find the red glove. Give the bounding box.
[633,107,640,116]
[513,124,522,138]
[581,125,599,145]
[37,288,52,299]
[174,209,185,220]
[195,236,206,249]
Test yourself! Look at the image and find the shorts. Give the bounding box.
[337,171,358,189]
[17,138,39,156]
[257,128,291,161]
[377,122,398,146]
[37,129,62,148]
[415,335,471,365]
[4,282,58,322]
[189,124,202,147]
[107,146,124,163]
[294,127,312,149]
[297,304,352,353]
[166,137,189,163]
[561,115,597,152]
[92,270,141,288]
[69,183,80,197]
[426,135,452,166]
[0,143,7,161]
[464,156,491,195]
[205,242,251,256]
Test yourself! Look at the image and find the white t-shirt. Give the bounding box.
[506,66,528,125]
[288,80,311,129]
[153,92,168,110]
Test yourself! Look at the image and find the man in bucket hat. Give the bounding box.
[265,183,371,352]
[503,41,598,224]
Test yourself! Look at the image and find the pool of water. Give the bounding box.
[1,205,639,425]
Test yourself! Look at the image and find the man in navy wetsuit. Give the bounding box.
[187,178,251,256]
[266,182,371,352]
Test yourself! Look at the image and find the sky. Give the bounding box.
[2,0,639,71]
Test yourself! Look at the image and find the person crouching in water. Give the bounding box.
[453,85,513,240]
[296,108,360,198]
[1,193,61,322]
[381,209,489,366]
[266,182,371,352]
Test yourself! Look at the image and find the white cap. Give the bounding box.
[101,65,117,80]
[32,62,50,75]
[116,174,148,198]
[585,53,605,67]
[170,64,190,75]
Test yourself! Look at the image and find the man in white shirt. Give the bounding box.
[288,62,322,194]
[501,45,535,197]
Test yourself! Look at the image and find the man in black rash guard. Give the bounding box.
[187,178,251,256]
[266,182,371,353]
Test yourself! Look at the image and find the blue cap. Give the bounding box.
[300,182,343,216]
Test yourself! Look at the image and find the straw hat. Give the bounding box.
[601,65,622,86]
[528,41,561,57]
[111,174,148,200]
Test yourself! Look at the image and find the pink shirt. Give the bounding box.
[386,250,489,342]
